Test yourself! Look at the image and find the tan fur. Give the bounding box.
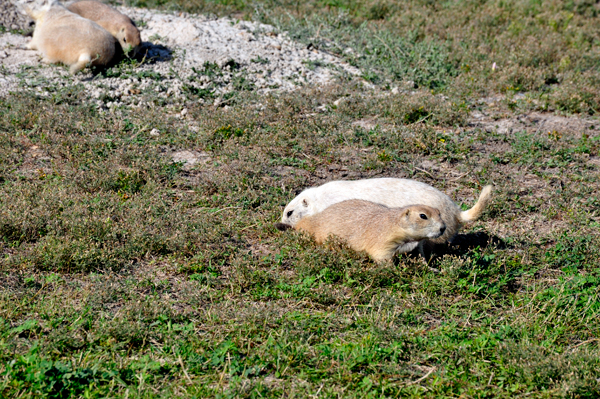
[295,200,446,262]
[67,0,141,54]
[24,0,115,74]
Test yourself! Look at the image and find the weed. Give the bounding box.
[251,55,270,64]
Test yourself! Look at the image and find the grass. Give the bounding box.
[2,0,600,397]
[122,0,600,114]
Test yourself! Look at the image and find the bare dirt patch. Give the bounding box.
[470,110,598,138]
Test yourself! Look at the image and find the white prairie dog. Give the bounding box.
[67,0,141,54]
[22,0,115,74]
[295,200,446,262]
[280,178,492,245]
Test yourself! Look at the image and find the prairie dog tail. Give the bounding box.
[69,53,92,74]
[459,185,493,223]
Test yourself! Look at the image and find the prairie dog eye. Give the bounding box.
[287,210,293,218]
[123,37,127,43]
[419,213,428,220]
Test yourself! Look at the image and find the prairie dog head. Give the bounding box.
[117,23,141,54]
[400,205,446,241]
[280,191,317,227]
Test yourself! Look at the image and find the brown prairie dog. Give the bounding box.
[295,200,446,262]
[23,0,115,74]
[67,0,141,54]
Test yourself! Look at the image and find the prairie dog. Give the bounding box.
[22,0,115,74]
[295,200,446,262]
[280,178,492,244]
[67,0,141,54]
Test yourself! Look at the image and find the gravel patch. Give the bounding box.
[0,4,363,107]
[0,0,34,32]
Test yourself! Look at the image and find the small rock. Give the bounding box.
[420,160,439,172]
[216,57,234,68]
[150,128,160,136]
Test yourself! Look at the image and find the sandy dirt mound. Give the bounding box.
[0,4,361,107]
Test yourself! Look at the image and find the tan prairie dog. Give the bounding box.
[295,200,446,262]
[23,0,115,74]
[280,178,492,247]
[67,0,141,54]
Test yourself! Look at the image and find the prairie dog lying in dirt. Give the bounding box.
[67,0,141,54]
[280,178,492,245]
[21,0,115,74]
[295,200,446,262]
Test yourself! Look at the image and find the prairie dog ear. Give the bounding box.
[401,208,410,218]
[302,198,309,208]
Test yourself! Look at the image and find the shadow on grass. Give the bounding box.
[446,232,508,253]
[88,41,172,78]
[135,41,173,63]
[399,231,511,266]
